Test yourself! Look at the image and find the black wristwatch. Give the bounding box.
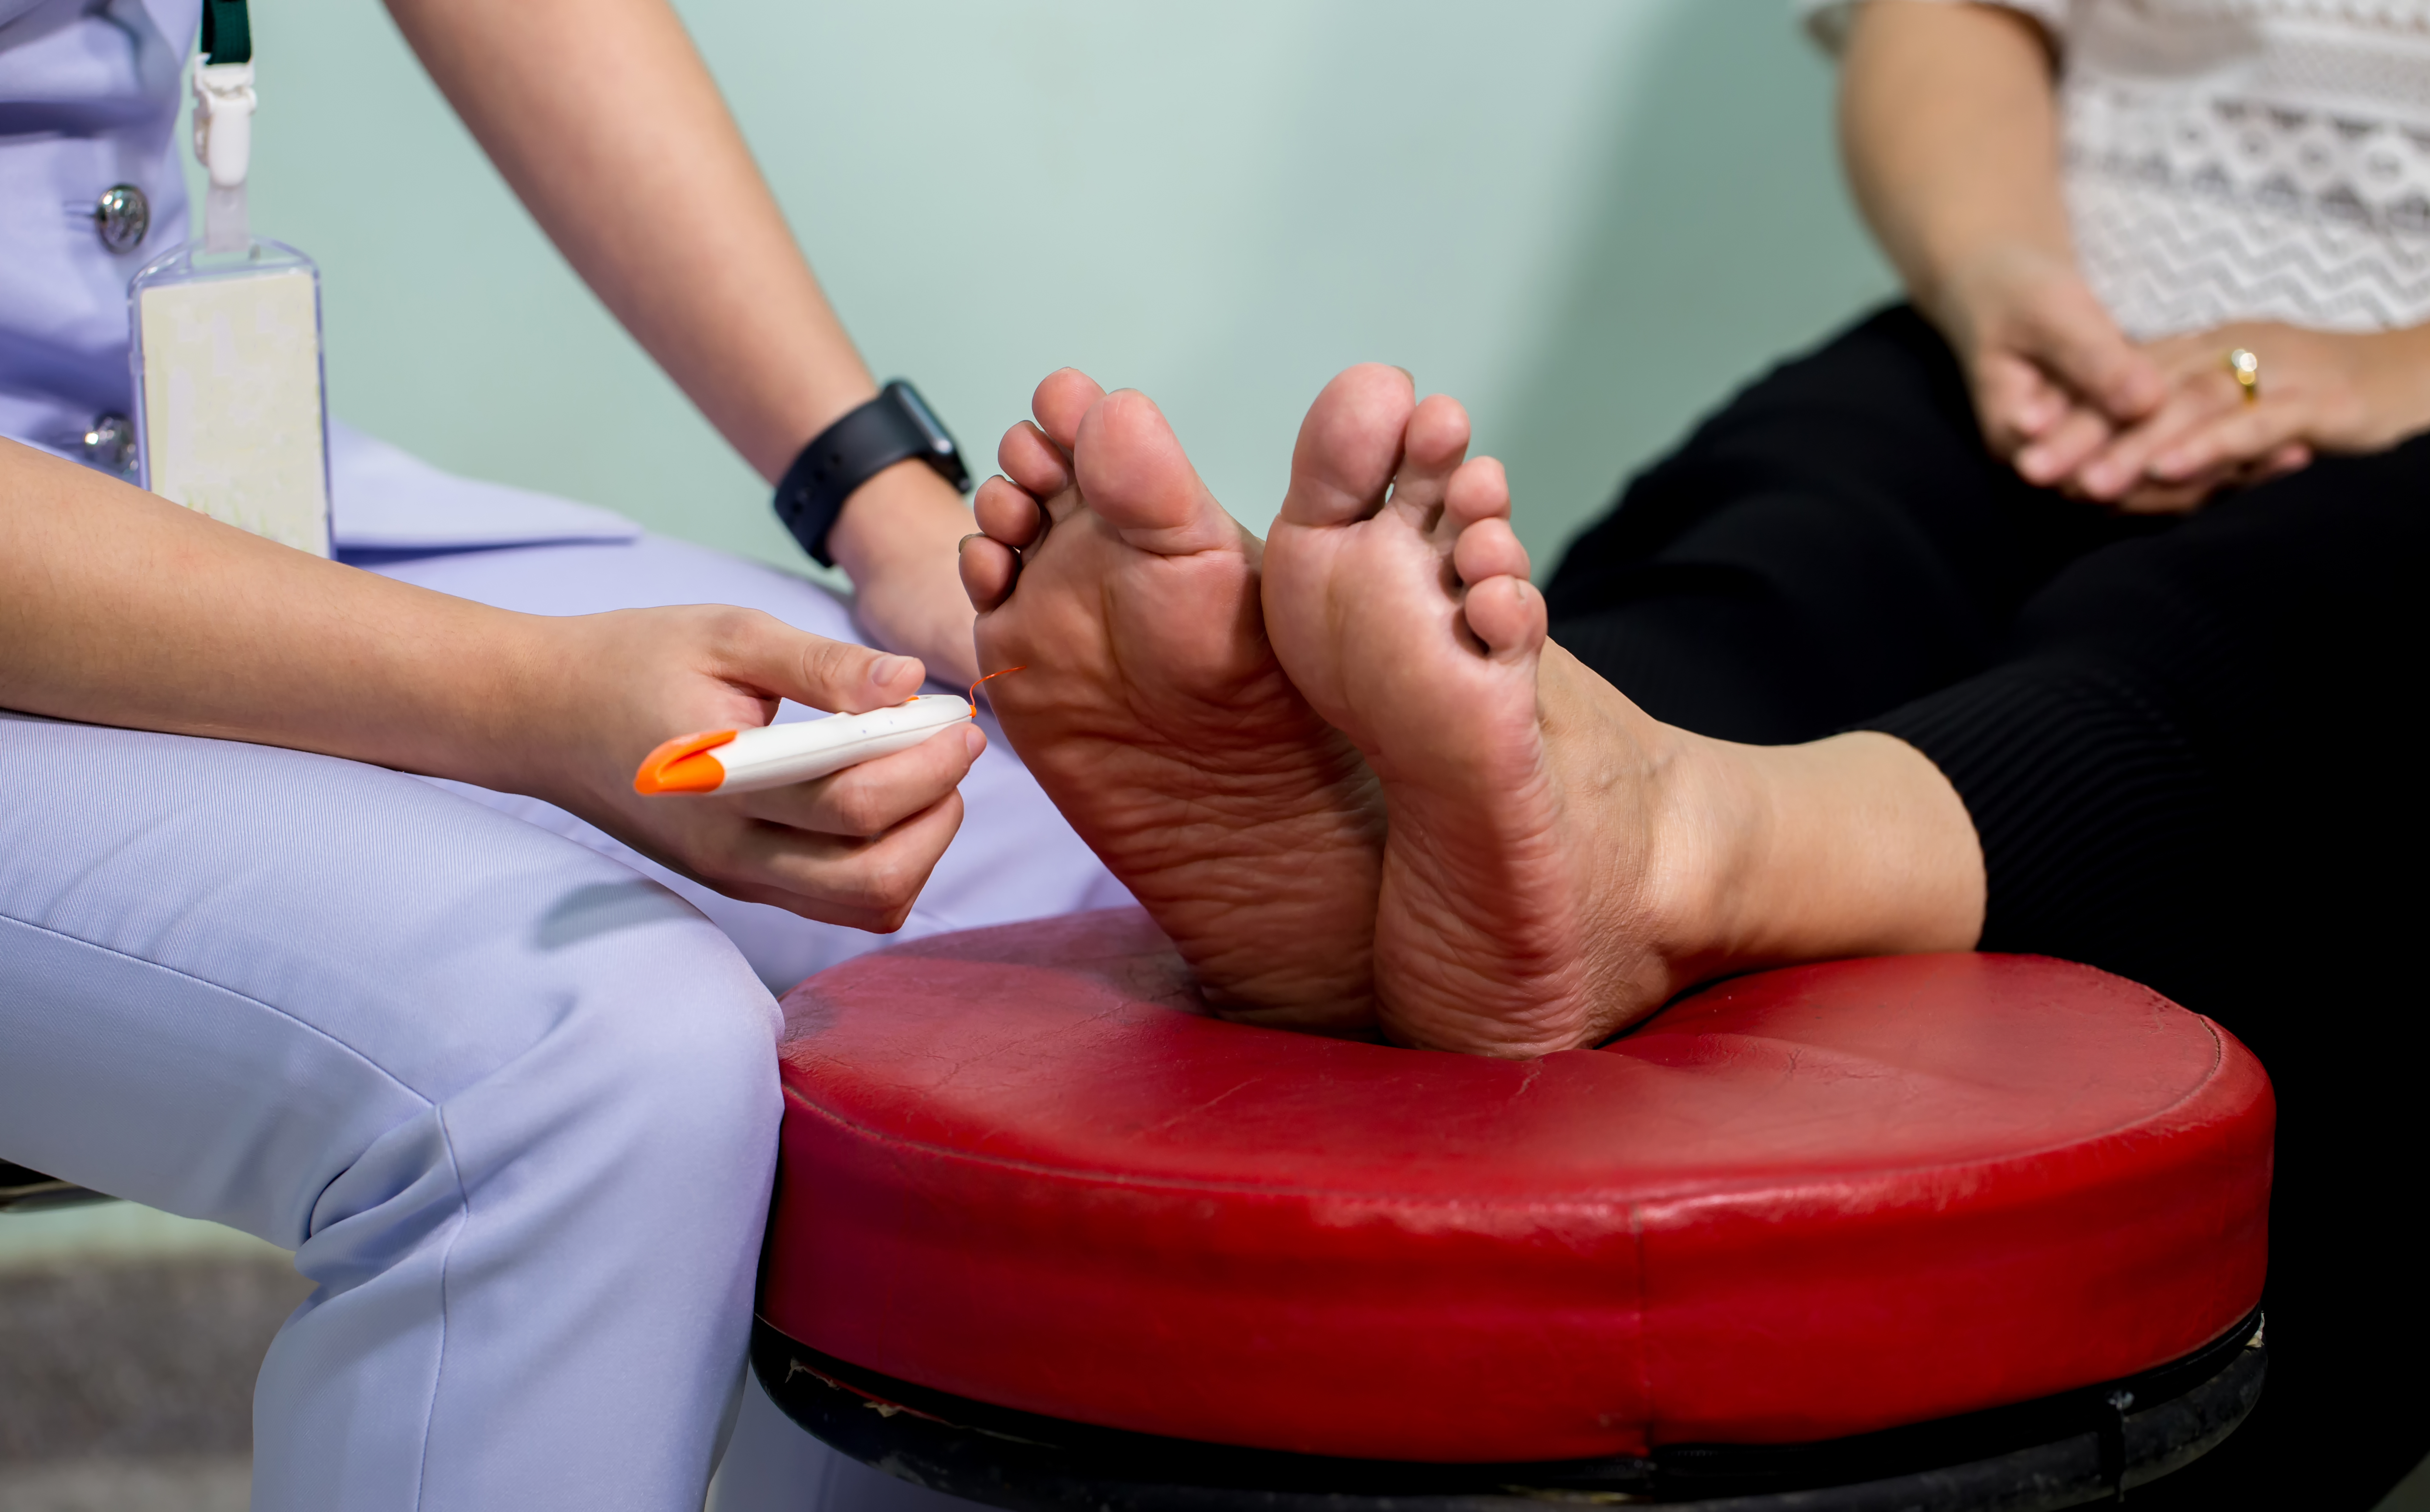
[773,380,972,567]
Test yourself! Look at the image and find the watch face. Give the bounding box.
[886,380,973,492]
[888,380,955,459]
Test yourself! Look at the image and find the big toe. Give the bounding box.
[1281,363,1418,528]
[1071,389,1241,552]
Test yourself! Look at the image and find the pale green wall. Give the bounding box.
[230,0,1896,575]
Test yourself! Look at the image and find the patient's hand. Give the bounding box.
[1937,243,2167,489]
[2059,321,2430,513]
[532,607,982,932]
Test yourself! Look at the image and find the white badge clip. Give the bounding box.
[193,59,256,253]
[127,22,333,558]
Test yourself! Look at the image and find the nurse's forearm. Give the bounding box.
[1,443,976,929]
[383,0,982,681]
[382,0,864,483]
[1839,0,2070,335]
[0,442,554,790]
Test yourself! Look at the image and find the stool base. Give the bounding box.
[0,1160,110,1213]
[753,1312,2263,1512]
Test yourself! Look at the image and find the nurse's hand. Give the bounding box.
[4,443,972,935]
[534,606,983,933]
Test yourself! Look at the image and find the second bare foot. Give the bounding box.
[1262,366,1694,1055]
[1262,366,1987,1055]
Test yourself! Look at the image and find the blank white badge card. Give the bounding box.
[135,263,331,557]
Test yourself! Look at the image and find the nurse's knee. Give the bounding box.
[293,888,779,1292]
[594,943,779,1139]
[511,890,784,1176]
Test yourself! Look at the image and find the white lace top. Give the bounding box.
[1805,0,2430,338]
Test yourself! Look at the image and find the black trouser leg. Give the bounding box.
[1547,305,2430,1507]
[1864,448,2430,1510]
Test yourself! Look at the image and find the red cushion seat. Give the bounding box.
[761,908,2270,1464]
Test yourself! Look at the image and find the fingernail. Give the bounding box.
[870,654,915,687]
[962,724,987,761]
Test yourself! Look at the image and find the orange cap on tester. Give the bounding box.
[633,729,737,795]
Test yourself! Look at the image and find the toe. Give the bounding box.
[1071,389,1241,552]
[1280,363,1417,527]
[1453,516,1532,588]
[1032,367,1108,452]
[1461,575,1547,663]
[1000,420,1074,499]
[1384,394,1473,534]
[960,531,1021,611]
[974,476,1046,547]
[1444,456,1511,531]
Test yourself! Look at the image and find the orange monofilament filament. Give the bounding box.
[967,665,1029,713]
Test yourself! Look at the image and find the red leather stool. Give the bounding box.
[756,909,2271,1510]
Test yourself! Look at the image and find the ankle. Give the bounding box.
[1701,732,1987,969]
[1563,708,1987,1028]
[1536,649,1746,1029]
[1630,722,1779,995]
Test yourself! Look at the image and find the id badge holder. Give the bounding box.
[127,2,333,558]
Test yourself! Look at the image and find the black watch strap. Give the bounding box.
[773,379,972,568]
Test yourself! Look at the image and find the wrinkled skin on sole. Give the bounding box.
[960,369,1386,1031]
[1263,365,1682,1055]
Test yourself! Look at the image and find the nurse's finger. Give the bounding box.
[737,792,967,933]
[734,721,984,838]
[717,610,925,716]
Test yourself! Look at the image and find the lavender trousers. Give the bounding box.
[0,431,1122,1511]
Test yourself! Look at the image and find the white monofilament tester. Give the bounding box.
[634,696,974,796]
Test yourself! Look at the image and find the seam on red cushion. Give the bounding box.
[778,992,2258,1210]
[776,1068,2259,1215]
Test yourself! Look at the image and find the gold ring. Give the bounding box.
[2226,347,2260,404]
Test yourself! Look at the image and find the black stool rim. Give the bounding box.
[0,1159,111,1213]
[753,1309,2264,1511]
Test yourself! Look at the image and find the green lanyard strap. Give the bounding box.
[201,0,250,65]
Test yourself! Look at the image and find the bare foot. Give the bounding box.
[1262,367,1716,1054]
[960,370,1384,1030]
